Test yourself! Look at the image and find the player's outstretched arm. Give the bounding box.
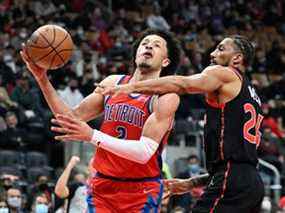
[21,44,118,121]
[99,65,233,96]
[54,156,80,198]
[51,93,180,164]
[164,173,210,195]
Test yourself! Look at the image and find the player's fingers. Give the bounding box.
[163,179,174,188]
[20,49,39,72]
[21,43,46,71]
[168,183,182,194]
[69,156,80,166]
[55,114,79,125]
[51,118,78,130]
[71,156,80,162]
[52,115,77,126]
[54,135,78,142]
[169,183,188,195]
[21,43,31,60]
[21,42,27,53]
[51,126,77,134]
[164,179,180,185]
[20,50,29,64]
[162,191,171,201]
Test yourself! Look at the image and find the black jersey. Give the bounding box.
[204,69,263,173]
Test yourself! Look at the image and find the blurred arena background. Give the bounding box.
[0,0,284,212]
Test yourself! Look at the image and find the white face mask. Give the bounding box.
[0,208,9,213]
[19,31,27,39]
[7,197,22,208]
[35,204,49,213]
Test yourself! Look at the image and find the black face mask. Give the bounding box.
[70,86,77,91]
[39,183,48,191]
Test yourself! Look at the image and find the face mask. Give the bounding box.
[188,164,200,174]
[39,183,48,191]
[0,208,9,213]
[35,204,49,213]
[19,31,27,39]
[7,197,21,208]
[70,86,77,91]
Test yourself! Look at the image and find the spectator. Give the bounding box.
[2,111,27,149]
[0,116,7,143]
[258,127,284,172]
[90,7,108,31]
[173,155,206,211]
[55,156,87,213]
[32,0,56,17]
[31,193,51,213]
[0,51,15,87]
[57,75,84,108]
[0,174,20,192]
[0,195,9,213]
[146,7,170,31]
[27,174,53,211]
[6,186,24,213]
[10,73,45,121]
[170,206,187,213]
[0,74,18,117]
[184,155,205,178]
[162,161,172,179]
[262,104,285,139]
[279,196,285,212]
[80,67,95,97]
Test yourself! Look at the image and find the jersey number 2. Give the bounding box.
[243,103,264,147]
[116,126,127,139]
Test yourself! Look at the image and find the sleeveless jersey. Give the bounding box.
[93,75,170,178]
[204,69,263,173]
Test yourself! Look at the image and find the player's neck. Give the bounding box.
[229,63,245,73]
[131,68,161,82]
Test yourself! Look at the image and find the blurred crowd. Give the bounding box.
[0,0,284,212]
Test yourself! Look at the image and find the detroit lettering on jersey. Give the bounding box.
[104,103,146,127]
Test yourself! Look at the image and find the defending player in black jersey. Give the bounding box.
[99,35,264,213]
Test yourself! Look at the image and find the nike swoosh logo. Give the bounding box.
[143,188,153,194]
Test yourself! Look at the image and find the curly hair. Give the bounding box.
[132,29,181,77]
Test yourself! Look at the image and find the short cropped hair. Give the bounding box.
[132,29,181,77]
[230,35,255,67]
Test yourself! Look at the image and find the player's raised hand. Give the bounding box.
[20,42,47,80]
[95,83,135,97]
[163,178,193,195]
[68,156,80,168]
[51,114,93,142]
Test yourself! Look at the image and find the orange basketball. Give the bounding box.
[26,25,74,70]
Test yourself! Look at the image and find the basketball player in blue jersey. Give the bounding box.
[100,35,264,213]
[21,29,182,212]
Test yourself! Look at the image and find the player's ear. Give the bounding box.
[162,58,170,68]
[232,53,243,65]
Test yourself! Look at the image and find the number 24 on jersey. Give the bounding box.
[243,103,264,147]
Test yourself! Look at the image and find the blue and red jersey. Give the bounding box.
[93,75,171,178]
